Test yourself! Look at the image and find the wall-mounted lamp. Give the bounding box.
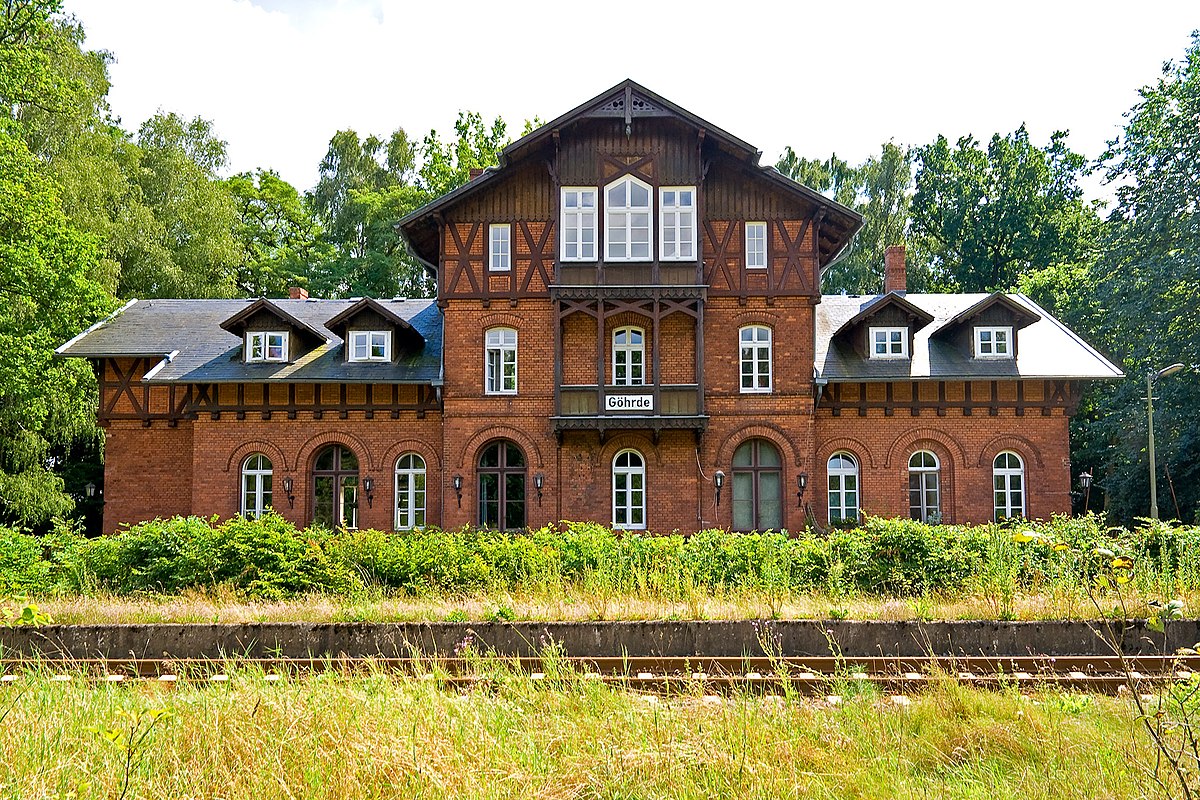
[84,481,96,499]
[796,472,808,507]
[452,474,463,508]
[363,476,375,508]
[283,477,295,509]
[534,472,545,505]
[714,470,725,507]
[1079,470,1093,514]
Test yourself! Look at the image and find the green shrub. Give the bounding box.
[0,525,50,594]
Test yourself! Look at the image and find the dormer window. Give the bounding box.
[869,327,908,359]
[605,176,652,261]
[247,331,287,362]
[975,326,1013,358]
[349,330,391,362]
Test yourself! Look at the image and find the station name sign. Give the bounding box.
[605,394,654,412]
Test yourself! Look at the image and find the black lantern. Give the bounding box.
[452,474,463,508]
[796,472,808,507]
[363,476,375,508]
[534,472,545,504]
[283,477,295,509]
[1079,470,1093,513]
[84,481,96,499]
[714,470,725,507]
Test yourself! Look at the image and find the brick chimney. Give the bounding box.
[288,286,309,300]
[468,167,485,180]
[883,245,906,295]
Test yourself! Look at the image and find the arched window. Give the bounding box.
[993,451,1025,520]
[394,453,426,530]
[605,176,652,260]
[739,326,772,393]
[612,449,646,529]
[612,326,645,386]
[313,445,359,529]
[827,452,859,524]
[908,451,940,523]
[478,440,526,531]
[731,439,783,532]
[240,453,272,519]
[484,327,518,395]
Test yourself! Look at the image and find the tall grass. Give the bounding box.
[1,669,1157,799]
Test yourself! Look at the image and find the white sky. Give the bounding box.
[74,0,1198,203]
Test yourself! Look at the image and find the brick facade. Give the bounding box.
[76,81,1117,534]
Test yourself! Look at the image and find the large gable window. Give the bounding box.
[349,330,391,362]
[247,331,287,363]
[605,176,651,261]
[561,188,596,261]
[659,187,695,260]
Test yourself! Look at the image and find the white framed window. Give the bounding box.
[612,326,645,386]
[659,186,696,260]
[870,327,909,359]
[993,451,1025,520]
[485,327,517,394]
[561,188,596,261]
[349,330,391,362]
[745,221,767,269]
[394,453,426,530]
[240,454,273,519]
[605,176,652,261]
[908,451,940,523]
[612,449,646,529]
[489,223,511,272]
[246,331,288,363]
[739,326,772,393]
[827,452,860,524]
[975,326,1013,358]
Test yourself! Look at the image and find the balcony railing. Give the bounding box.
[553,384,706,433]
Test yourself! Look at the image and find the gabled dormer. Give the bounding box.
[324,297,425,364]
[831,292,935,361]
[220,299,327,364]
[931,292,1040,360]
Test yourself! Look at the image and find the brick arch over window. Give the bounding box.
[296,430,376,472]
[816,436,877,468]
[380,439,442,474]
[715,423,804,468]
[223,440,289,474]
[478,312,525,330]
[456,425,544,471]
[884,428,967,469]
[599,433,662,468]
[977,434,1044,469]
[732,310,782,327]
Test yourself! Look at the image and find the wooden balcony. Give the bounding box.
[556,261,703,289]
[552,384,707,437]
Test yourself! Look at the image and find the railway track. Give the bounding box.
[3,654,1199,693]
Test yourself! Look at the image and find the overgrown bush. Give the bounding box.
[5,512,1200,601]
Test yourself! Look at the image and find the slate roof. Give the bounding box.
[815,293,1124,382]
[56,298,443,385]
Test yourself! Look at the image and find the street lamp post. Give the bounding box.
[1147,363,1185,520]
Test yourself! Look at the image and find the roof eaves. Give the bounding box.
[219,298,328,342]
[938,291,1041,332]
[833,292,935,337]
[324,297,424,342]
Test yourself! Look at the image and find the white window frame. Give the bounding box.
[908,450,940,523]
[240,453,273,519]
[485,327,518,395]
[489,223,511,272]
[246,331,288,363]
[993,451,1026,520]
[612,326,645,386]
[827,452,860,524]
[739,326,772,393]
[869,326,909,359]
[975,326,1014,359]
[561,187,597,261]
[659,186,696,261]
[604,175,652,261]
[394,453,426,530]
[612,449,646,530]
[745,221,767,269]
[348,330,391,362]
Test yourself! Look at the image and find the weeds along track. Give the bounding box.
[3,654,1198,694]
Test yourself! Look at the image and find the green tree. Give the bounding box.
[0,129,112,524]
[418,110,507,198]
[911,125,1099,292]
[226,169,330,296]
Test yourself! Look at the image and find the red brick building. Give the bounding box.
[59,81,1122,534]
